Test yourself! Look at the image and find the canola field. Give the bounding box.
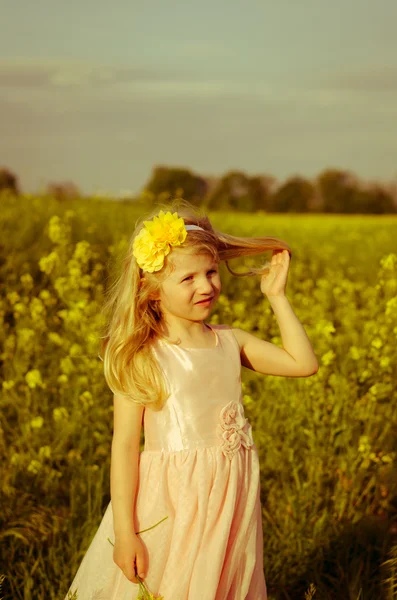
[1,192,397,600]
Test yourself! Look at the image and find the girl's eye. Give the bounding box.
[183,270,217,282]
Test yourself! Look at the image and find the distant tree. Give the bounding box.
[270,176,314,213]
[143,166,208,206]
[205,170,250,211]
[0,167,20,195]
[317,168,358,213]
[46,181,81,201]
[389,179,397,210]
[201,175,220,208]
[248,175,277,211]
[353,184,396,214]
[205,170,276,211]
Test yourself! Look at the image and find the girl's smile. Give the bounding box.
[195,296,214,306]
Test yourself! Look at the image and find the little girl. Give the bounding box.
[64,200,319,600]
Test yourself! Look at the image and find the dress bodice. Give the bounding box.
[143,324,253,457]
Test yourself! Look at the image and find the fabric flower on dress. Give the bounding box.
[216,400,254,460]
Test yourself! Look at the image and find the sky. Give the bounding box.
[1,0,397,196]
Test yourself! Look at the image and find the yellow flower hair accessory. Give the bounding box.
[133,210,203,273]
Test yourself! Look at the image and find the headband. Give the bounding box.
[133,210,205,273]
[185,224,204,232]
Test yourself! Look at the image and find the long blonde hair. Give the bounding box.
[99,199,292,411]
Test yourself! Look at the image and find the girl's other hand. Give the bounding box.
[113,533,147,583]
[260,249,290,297]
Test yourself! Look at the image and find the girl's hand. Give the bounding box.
[113,533,147,584]
[260,249,290,297]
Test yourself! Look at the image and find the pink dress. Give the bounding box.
[64,324,267,600]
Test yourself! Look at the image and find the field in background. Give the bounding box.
[1,193,397,599]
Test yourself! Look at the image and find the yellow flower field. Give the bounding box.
[0,192,396,599]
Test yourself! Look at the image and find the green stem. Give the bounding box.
[136,515,168,535]
[107,515,168,548]
[138,579,149,598]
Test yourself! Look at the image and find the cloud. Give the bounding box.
[2,57,396,111]
[2,57,397,142]
[0,58,271,101]
[315,66,397,92]
[2,53,397,108]
[0,58,184,89]
[0,57,279,101]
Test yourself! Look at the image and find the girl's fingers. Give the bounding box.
[136,552,146,580]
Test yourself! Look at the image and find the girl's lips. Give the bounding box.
[195,297,214,304]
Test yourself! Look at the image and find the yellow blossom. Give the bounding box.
[39,445,52,459]
[30,297,46,321]
[321,350,336,366]
[7,291,20,305]
[17,328,36,345]
[67,259,82,279]
[3,335,16,355]
[48,215,70,245]
[380,356,390,369]
[358,435,371,455]
[371,338,382,349]
[380,252,397,271]
[67,449,82,463]
[349,346,361,360]
[73,240,92,263]
[315,320,336,340]
[69,343,83,356]
[39,289,51,300]
[30,416,44,429]
[13,302,27,315]
[60,357,74,374]
[385,296,397,317]
[39,251,61,275]
[53,407,69,422]
[10,453,21,465]
[48,332,64,346]
[25,369,44,389]
[20,273,34,289]
[54,277,69,297]
[2,380,15,390]
[79,391,94,411]
[27,459,41,474]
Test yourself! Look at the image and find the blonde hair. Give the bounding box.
[99,199,292,411]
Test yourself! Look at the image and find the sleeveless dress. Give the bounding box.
[64,324,267,600]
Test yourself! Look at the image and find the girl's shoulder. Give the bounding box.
[210,323,243,352]
[210,323,232,331]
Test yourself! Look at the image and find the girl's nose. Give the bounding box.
[198,277,214,293]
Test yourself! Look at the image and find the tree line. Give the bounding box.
[1,165,396,213]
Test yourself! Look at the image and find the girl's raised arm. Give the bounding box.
[232,249,319,377]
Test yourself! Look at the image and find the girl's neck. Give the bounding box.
[158,322,217,349]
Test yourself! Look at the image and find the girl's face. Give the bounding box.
[156,249,221,323]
